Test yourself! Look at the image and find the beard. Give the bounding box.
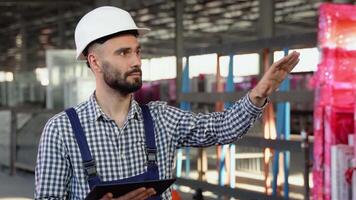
[101,61,142,95]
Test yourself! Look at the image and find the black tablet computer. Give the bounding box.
[85,178,176,200]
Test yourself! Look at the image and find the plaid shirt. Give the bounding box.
[35,93,264,199]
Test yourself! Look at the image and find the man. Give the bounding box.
[35,6,299,200]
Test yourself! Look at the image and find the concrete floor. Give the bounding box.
[0,169,34,199]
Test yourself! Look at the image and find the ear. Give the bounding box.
[87,52,102,73]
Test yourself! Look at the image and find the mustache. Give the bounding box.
[125,67,142,76]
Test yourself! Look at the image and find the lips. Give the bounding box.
[126,69,142,77]
[128,72,141,76]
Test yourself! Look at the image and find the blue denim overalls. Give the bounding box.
[65,105,161,200]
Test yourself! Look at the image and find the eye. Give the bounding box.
[119,50,129,56]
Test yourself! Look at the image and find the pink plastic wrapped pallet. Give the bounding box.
[313,3,356,200]
[323,106,354,200]
[313,105,324,200]
[318,4,356,50]
[319,48,356,106]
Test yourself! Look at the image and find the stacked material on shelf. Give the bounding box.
[331,144,353,200]
[312,3,356,200]
[134,79,176,104]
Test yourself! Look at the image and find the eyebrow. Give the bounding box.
[114,45,141,54]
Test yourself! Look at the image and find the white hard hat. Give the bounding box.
[74,6,150,60]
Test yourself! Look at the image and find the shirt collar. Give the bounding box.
[128,100,140,121]
[88,92,140,122]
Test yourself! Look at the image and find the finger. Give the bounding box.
[147,188,156,195]
[277,54,299,69]
[275,56,299,75]
[117,187,146,200]
[276,52,300,69]
[272,51,299,69]
[289,51,300,60]
[285,58,300,73]
[274,51,300,71]
[100,193,113,200]
[131,188,156,200]
[284,52,300,67]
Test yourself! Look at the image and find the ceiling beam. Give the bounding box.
[186,32,317,56]
[0,0,83,6]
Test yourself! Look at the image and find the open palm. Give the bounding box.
[256,51,300,98]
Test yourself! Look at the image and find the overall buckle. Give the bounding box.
[146,148,157,164]
[83,160,97,179]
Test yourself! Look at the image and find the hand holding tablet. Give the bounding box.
[99,187,156,200]
[86,179,176,200]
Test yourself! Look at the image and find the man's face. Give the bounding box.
[95,34,142,95]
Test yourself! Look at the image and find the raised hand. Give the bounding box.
[249,51,300,107]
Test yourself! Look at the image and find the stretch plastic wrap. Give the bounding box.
[313,3,356,200]
[318,4,356,50]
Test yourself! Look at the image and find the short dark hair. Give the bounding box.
[83,30,139,68]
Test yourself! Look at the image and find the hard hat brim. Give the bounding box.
[76,27,150,60]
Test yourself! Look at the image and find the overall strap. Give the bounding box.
[65,108,101,190]
[140,105,159,180]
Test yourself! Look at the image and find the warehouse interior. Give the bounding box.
[0,0,356,199]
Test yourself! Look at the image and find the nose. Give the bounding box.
[131,52,141,67]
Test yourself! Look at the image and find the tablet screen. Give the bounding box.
[85,178,176,200]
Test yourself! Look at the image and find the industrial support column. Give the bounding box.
[258,0,275,195]
[20,16,27,72]
[10,15,27,175]
[258,0,274,73]
[10,109,17,176]
[175,0,184,96]
[57,9,65,49]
